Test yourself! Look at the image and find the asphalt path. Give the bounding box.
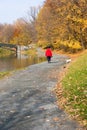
[0,54,84,130]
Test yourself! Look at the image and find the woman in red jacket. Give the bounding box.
[45,46,52,63]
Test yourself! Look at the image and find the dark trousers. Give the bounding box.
[46,56,51,63]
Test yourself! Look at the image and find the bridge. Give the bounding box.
[0,43,17,54]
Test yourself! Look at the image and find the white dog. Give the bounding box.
[66,59,71,63]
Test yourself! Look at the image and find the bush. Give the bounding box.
[52,39,82,53]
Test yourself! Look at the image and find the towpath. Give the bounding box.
[0,53,83,130]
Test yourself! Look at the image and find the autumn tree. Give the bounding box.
[36,0,70,48]
[0,24,14,43]
[23,6,41,43]
[0,6,41,46]
[36,0,87,52]
[0,0,87,52]
[65,0,87,50]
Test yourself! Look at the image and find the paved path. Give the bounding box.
[0,54,83,130]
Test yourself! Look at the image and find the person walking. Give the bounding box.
[45,46,52,63]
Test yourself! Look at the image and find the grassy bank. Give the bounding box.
[0,71,10,79]
[0,48,15,58]
[25,48,37,56]
[55,51,87,128]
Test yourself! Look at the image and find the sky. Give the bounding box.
[0,0,45,24]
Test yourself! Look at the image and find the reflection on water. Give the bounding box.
[0,54,46,72]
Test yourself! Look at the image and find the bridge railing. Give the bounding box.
[0,43,17,48]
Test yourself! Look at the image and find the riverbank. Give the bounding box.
[0,53,84,130]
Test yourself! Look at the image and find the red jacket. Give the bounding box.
[45,48,52,57]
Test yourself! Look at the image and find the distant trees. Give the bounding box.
[0,6,40,46]
[0,24,14,43]
[10,18,32,46]
[23,6,40,43]
[0,0,87,53]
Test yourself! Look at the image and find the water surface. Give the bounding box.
[0,54,46,72]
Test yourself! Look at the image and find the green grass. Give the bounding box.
[25,48,37,56]
[0,71,10,79]
[62,51,87,127]
[0,48,14,57]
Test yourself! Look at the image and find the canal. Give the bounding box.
[0,54,46,72]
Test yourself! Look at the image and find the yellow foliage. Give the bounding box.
[60,40,81,49]
[56,40,82,52]
[68,41,82,49]
[71,43,82,49]
[37,40,49,48]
